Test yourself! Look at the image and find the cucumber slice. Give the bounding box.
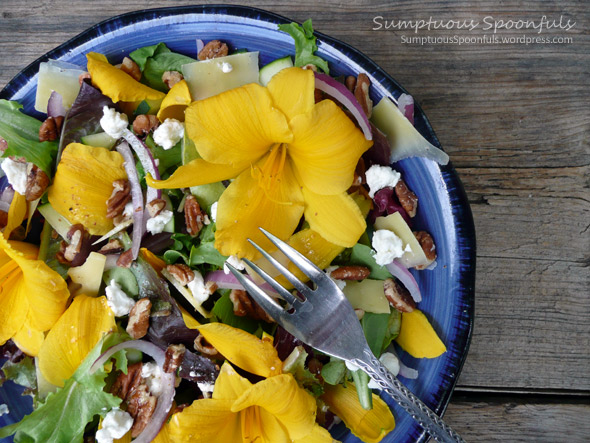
[181,130,200,165]
[259,56,293,86]
[190,182,226,211]
[81,132,117,149]
[161,193,175,233]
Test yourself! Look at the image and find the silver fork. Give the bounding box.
[226,228,465,443]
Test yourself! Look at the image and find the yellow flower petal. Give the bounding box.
[140,248,166,274]
[288,99,372,195]
[0,269,27,347]
[0,237,69,333]
[157,79,192,122]
[302,188,366,247]
[322,383,395,443]
[146,158,248,190]
[168,398,242,443]
[244,408,290,443]
[86,52,165,103]
[232,374,317,441]
[197,323,282,378]
[214,149,304,259]
[185,83,292,166]
[293,424,335,443]
[48,143,127,235]
[395,309,447,358]
[213,363,252,401]
[267,67,315,121]
[179,305,201,329]
[38,295,116,387]
[4,192,27,239]
[12,318,45,356]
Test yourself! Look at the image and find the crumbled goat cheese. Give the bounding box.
[146,210,173,234]
[153,118,184,150]
[371,229,410,266]
[223,254,245,274]
[325,266,347,290]
[100,106,128,139]
[1,158,28,195]
[187,269,212,304]
[365,164,401,198]
[220,62,233,73]
[141,362,164,396]
[0,404,9,416]
[368,353,400,389]
[122,201,134,218]
[197,381,215,397]
[105,280,136,317]
[95,408,133,443]
[210,201,218,222]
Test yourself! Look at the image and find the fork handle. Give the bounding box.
[354,353,465,443]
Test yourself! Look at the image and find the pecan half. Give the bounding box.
[120,57,142,82]
[384,278,415,313]
[229,289,274,323]
[194,333,220,356]
[39,116,63,142]
[132,114,159,136]
[57,224,90,267]
[111,361,143,400]
[394,179,418,218]
[25,164,49,201]
[329,266,370,281]
[354,73,373,118]
[198,40,229,60]
[127,383,157,437]
[106,179,131,219]
[163,344,186,374]
[166,263,194,286]
[414,231,436,269]
[146,198,166,218]
[97,238,124,255]
[162,71,184,89]
[116,249,134,268]
[345,75,357,92]
[126,298,152,339]
[184,194,207,236]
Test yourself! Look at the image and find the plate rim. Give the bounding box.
[0,5,476,442]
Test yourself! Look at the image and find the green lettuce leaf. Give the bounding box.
[189,241,226,268]
[349,243,392,280]
[211,292,260,334]
[320,358,346,385]
[0,357,36,390]
[278,19,329,74]
[0,335,123,442]
[0,100,58,175]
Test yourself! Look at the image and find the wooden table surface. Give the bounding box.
[1,0,588,441]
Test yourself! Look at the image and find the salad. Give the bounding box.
[0,19,451,443]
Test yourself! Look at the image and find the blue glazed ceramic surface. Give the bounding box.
[0,6,475,443]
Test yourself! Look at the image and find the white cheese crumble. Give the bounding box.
[153,118,184,150]
[223,254,245,274]
[0,404,9,416]
[371,229,410,266]
[220,62,233,73]
[187,269,212,304]
[368,353,400,389]
[210,201,218,223]
[365,164,401,198]
[122,202,134,218]
[197,381,215,398]
[146,210,173,235]
[100,106,128,139]
[105,279,136,317]
[325,266,347,290]
[141,362,164,396]
[95,407,133,443]
[1,158,28,195]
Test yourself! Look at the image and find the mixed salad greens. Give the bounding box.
[0,19,451,443]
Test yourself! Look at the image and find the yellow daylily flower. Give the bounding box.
[163,323,331,443]
[157,79,192,121]
[86,52,165,104]
[38,294,116,387]
[148,67,372,259]
[0,234,69,356]
[4,191,27,239]
[48,143,127,235]
[322,383,395,443]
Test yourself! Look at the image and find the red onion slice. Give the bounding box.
[0,186,14,205]
[47,91,66,118]
[205,270,277,295]
[397,93,414,125]
[91,340,175,443]
[314,72,373,141]
[122,129,161,204]
[116,142,143,260]
[386,259,422,303]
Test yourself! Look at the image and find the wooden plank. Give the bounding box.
[443,397,590,442]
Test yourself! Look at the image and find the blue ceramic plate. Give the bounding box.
[0,5,475,443]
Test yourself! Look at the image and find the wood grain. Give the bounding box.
[1,0,589,438]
